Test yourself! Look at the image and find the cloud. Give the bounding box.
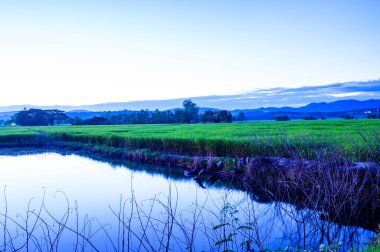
[329,92,365,97]
[192,79,380,109]
[1,79,379,111]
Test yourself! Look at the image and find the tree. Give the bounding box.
[71,116,83,125]
[182,99,199,123]
[153,109,166,124]
[165,111,175,123]
[81,116,109,125]
[303,115,317,120]
[201,110,217,123]
[341,114,355,120]
[137,109,151,124]
[174,109,186,123]
[218,110,232,123]
[237,112,246,121]
[201,110,232,123]
[367,114,379,119]
[13,109,69,126]
[274,115,290,121]
[45,110,69,125]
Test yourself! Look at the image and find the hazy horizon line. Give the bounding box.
[1,78,379,108]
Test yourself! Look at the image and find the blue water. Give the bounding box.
[0,152,374,251]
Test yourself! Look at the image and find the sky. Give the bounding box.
[0,0,379,106]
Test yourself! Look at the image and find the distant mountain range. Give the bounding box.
[248,99,380,113]
[232,99,380,120]
[1,99,379,122]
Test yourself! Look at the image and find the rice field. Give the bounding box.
[0,119,379,161]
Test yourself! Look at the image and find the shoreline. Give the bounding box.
[0,137,378,231]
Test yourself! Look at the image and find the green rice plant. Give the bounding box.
[0,120,379,161]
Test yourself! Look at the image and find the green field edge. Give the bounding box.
[0,121,379,164]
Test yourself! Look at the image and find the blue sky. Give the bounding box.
[0,0,379,106]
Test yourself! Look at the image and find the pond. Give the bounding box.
[0,152,375,251]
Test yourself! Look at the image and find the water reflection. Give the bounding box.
[0,152,375,251]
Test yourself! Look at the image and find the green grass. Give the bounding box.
[0,120,379,161]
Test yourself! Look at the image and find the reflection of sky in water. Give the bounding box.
[0,153,374,251]
[0,153,235,214]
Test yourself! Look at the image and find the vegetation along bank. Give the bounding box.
[0,120,379,230]
[0,120,379,162]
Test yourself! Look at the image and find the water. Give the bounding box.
[0,152,375,251]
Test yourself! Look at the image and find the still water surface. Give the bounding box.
[0,152,374,251]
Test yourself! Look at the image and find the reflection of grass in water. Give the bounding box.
[0,120,379,161]
[0,183,374,251]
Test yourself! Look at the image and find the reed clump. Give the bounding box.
[0,186,375,251]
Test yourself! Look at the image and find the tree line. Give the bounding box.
[74,100,234,125]
[11,100,245,126]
